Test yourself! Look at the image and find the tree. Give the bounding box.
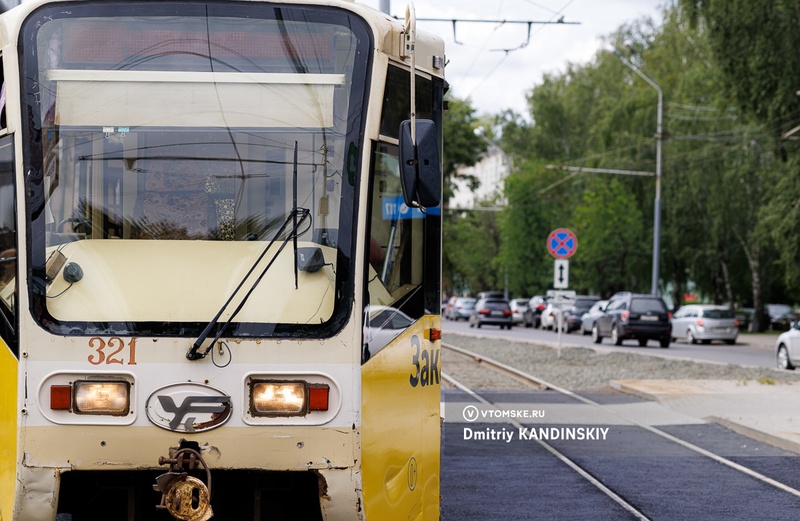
[442,95,487,295]
[499,164,556,297]
[442,96,486,205]
[446,199,504,295]
[680,0,800,134]
[573,177,649,296]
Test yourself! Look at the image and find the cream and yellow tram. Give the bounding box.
[0,0,444,519]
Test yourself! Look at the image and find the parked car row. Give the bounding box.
[446,291,799,352]
[445,293,513,329]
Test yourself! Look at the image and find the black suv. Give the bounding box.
[592,293,671,348]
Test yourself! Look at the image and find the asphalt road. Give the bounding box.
[441,388,800,520]
[443,318,780,370]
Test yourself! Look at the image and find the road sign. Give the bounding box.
[547,228,578,259]
[554,259,569,289]
[547,289,576,305]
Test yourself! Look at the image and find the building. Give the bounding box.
[449,146,510,210]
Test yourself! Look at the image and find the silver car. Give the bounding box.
[580,299,608,335]
[448,297,477,321]
[671,305,738,345]
[509,298,530,324]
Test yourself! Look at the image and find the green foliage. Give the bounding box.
[500,164,556,296]
[573,177,649,296]
[444,202,503,295]
[761,156,800,291]
[442,96,486,205]
[680,0,800,130]
[441,95,490,295]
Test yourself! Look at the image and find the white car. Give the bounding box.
[776,321,800,370]
[539,303,565,331]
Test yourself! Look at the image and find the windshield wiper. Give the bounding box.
[187,141,309,361]
[186,208,311,361]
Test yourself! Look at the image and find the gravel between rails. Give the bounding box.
[444,332,800,391]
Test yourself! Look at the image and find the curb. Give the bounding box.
[706,416,800,455]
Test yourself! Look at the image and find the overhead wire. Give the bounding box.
[463,0,575,100]
[540,109,800,194]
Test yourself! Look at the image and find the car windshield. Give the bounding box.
[575,298,598,308]
[21,3,370,337]
[702,308,735,319]
[630,298,666,313]
[458,298,476,308]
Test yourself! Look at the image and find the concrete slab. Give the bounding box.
[611,379,800,453]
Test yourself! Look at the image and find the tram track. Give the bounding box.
[441,341,800,520]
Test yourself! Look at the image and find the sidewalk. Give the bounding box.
[737,333,781,350]
[611,378,800,453]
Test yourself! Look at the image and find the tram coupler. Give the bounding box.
[154,447,214,521]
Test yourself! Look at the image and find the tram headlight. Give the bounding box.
[73,381,130,415]
[250,381,330,416]
[251,381,307,416]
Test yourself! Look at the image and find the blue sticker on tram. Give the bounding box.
[382,196,440,220]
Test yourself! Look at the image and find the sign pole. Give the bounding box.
[546,228,578,358]
[557,308,563,355]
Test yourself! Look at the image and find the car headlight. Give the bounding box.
[73,381,130,415]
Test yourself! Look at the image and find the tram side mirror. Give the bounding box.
[399,119,441,209]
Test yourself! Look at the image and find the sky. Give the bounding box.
[359,0,665,117]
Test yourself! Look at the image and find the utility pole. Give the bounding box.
[612,48,663,296]
[379,0,390,15]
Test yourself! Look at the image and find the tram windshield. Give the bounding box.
[21,3,371,337]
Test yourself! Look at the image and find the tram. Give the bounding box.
[0,0,444,519]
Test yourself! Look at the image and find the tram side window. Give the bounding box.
[363,142,425,358]
[0,132,17,347]
[0,54,16,345]
[379,66,433,139]
[363,66,443,359]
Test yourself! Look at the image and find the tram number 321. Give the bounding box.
[409,336,440,387]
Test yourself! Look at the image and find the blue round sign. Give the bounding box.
[547,228,577,259]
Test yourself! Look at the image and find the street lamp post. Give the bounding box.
[612,49,662,296]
